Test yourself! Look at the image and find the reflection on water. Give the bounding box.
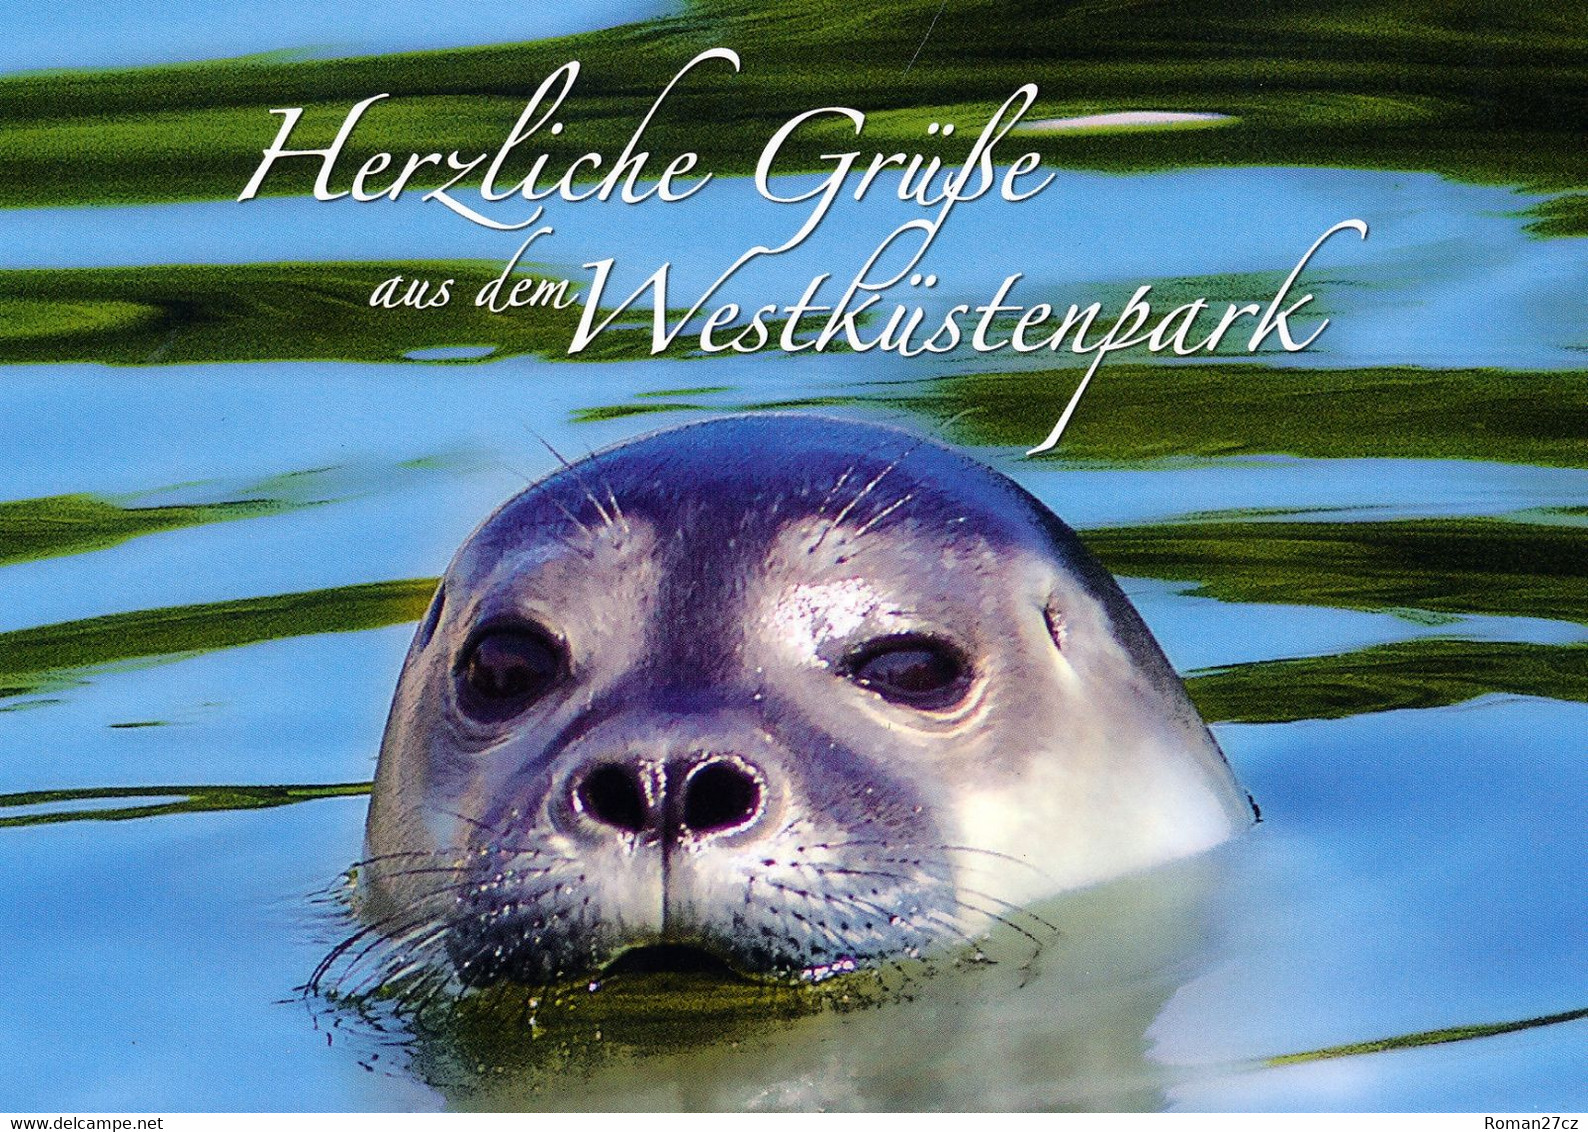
[2,168,1582,370]
[0,0,672,77]
[1161,697,1588,1112]
[1,140,1585,1108]
[308,854,1229,1112]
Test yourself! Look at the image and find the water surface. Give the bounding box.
[1,88,1583,1112]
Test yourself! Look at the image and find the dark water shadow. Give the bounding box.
[300,853,1232,1111]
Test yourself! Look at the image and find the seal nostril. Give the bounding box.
[683,761,761,835]
[577,764,648,833]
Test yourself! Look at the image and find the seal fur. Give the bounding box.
[350,414,1252,991]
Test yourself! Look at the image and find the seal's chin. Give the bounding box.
[601,943,746,980]
[446,916,804,989]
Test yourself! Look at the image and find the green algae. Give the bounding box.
[1266,1005,1588,1066]
[0,261,687,366]
[575,401,707,423]
[590,365,1588,468]
[878,365,1588,468]
[0,781,371,828]
[0,578,438,698]
[1083,516,1588,625]
[1522,194,1588,238]
[1184,640,1588,725]
[0,493,297,567]
[399,969,831,1090]
[0,0,1585,224]
[0,457,473,567]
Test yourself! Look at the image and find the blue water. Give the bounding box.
[1160,698,1588,1112]
[0,0,671,76]
[4,168,1582,369]
[2,5,1586,1112]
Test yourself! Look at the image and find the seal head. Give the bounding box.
[358,415,1251,987]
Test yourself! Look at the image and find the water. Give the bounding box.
[1161,699,1588,1112]
[0,0,673,77]
[4,168,1582,369]
[2,22,1585,1111]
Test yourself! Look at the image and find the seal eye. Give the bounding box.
[457,627,562,718]
[845,636,972,710]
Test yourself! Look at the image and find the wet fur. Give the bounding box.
[331,415,1249,1007]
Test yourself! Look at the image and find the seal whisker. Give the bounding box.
[793,861,949,888]
[940,892,1054,951]
[792,857,1058,955]
[309,913,429,996]
[597,473,631,538]
[799,838,1055,880]
[345,414,1252,1010]
[341,922,457,999]
[813,437,927,551]
[331,922,451,999]
[860,887,1050,967]
[767,814,822,844]
[766,878,970,955]
[429,805,513,840]
[489,457,537,489]
[851,490,915,538]
[757,868,985,970]
[346,850,453,870]
[384,966,462,1024]
[547,496,598,541]
[358,865,469,885]
[926,841,1054,876]
[836,857,1060,934]
[757,880,904,961]
[428,823,575,868]
[931,843,1055,879]
[800,870,1009,946]
[357,917,455,975]
[360,863,470,876]
[528,431,616,531]
[308,871,489,997]
[425,810,585,873]
[314,898,454,974]
[813,461,859,523]
[361,850,564,894]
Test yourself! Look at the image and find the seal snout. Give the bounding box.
[571,754,768,843]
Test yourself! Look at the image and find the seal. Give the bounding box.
[351,414,1252,991]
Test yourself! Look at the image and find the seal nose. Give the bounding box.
[572,756,764,838]
[681,759,761,834]
[575,763,649,833]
